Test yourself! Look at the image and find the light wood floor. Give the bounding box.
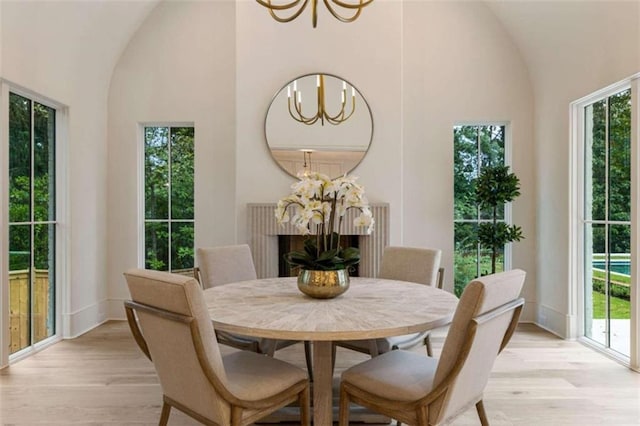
[0,322,639,425]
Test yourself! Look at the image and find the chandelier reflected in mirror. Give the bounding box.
[300,150,314,176]
[288,74,355,126]
[256,0,373,28]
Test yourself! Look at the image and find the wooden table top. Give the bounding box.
[204,277,458,341]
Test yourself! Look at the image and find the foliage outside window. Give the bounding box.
[453,125,506,296]
[8,92,57,353]
[144,126,194,272]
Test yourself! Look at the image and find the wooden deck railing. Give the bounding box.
[9,269,52,354]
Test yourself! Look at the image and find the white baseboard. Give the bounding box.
[520,300,536,323]
[64,300,109,339]
[535,303,570,339]
[106,298,128,320]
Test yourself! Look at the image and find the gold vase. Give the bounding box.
[297,269,350,299]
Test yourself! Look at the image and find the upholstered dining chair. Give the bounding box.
[338,269,526,426]
[123,268,310,426]
[334,246,443,359]
[196,245,313,379]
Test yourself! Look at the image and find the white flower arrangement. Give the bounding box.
[275,171,374,271]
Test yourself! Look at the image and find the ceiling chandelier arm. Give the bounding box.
[255,0,310,23]
[322,0,373,23]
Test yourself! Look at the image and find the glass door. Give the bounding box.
[583,88,632,358]
[8,92,57,356]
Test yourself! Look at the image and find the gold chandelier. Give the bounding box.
[288,74,356,126]
[255,0,374,28]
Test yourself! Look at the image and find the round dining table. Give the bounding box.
[203,276,459,426]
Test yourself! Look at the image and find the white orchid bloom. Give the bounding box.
[274,173,374,262]
[367,216,375,234]
[296,223,311,235]
[354,209,375,234]
[307,199,322,211]
[299,207,314,222]
[360,207,375,234]
[292,180,315,199]
[335,202,347,217]
[323,180,339,197]
[342,184,363,204]
[311,210,324,225]
[274,206,290,224]
[321,201,332,220]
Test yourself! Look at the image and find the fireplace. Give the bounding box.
[247,203,389,279]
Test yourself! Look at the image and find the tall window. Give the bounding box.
[582,88,632,357]
[143,126,194,273]
[8,92,57,354]
[453,124,506,296]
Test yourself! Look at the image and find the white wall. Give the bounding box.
[490,1,640,337]
[237,1,536,319]
[233,0,405,300]
[106,0,236,316]
[1,0,156,341]
[235,0,403,242]
[103,0,537,321]
[14,0,622,338]
[402,1,536,317]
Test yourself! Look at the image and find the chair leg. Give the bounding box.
[417,406,429,426]
[331,342,337,374]
[338,385,350,426]
[263,340,277,357]
[425,335,433,357]
[476,400,490,426]
[368,340,380,357]
[159,400,171,426]
[299,385,311,426]
[303,341,313,382]
[231,406,243,426]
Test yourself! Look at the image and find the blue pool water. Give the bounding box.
[592,260,630,275]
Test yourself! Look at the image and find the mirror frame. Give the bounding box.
[264,72,374,179]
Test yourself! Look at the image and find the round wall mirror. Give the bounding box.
[265,73,373,179]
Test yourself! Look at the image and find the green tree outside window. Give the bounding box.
[453,125,506,296]
[144,126,194,272]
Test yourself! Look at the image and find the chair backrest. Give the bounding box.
[123,268,231,425]
[378,246,442,286]
[430,269,525,425]
[436,267,444,289]
[196,244,258,289]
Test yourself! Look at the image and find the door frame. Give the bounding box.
[570,73,640,371]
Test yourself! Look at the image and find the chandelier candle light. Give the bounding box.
[301,150,313,176]
[275,171,374,298]
[288,74,356,126]
[256,0,374,28]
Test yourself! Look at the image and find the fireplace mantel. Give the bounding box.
[247,203,389,278]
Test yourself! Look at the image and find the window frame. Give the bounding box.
[0,81,67,367]
[138,123,195,272]
[570,73,640,370]
[453,122,513,294]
